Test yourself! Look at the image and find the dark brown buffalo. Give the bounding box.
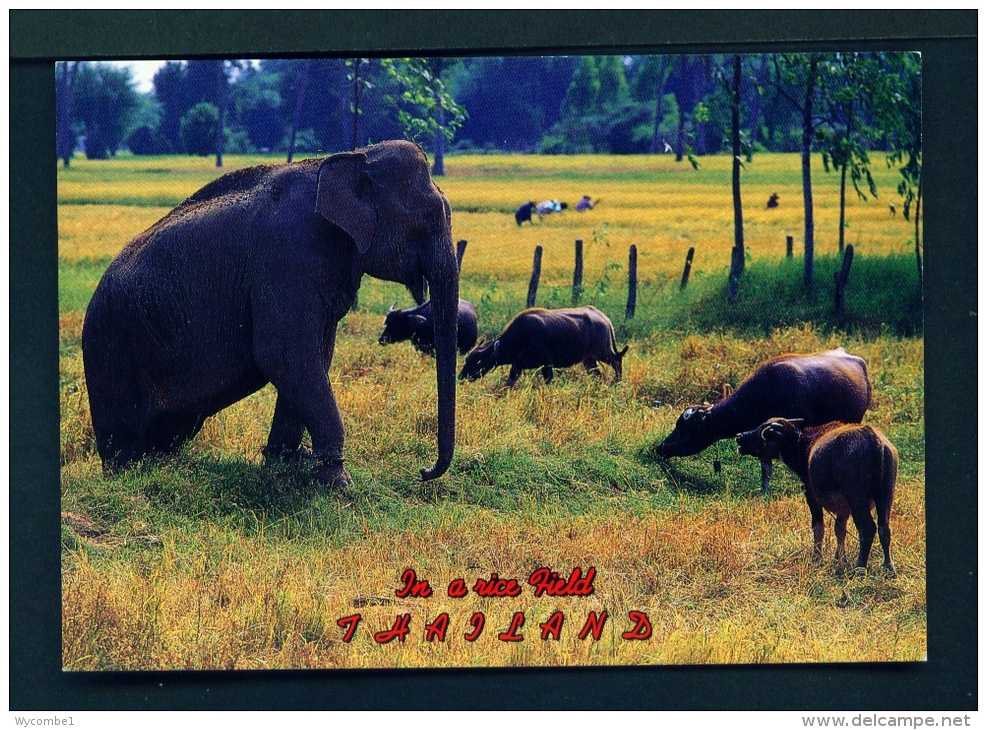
[459,306,628,386]
[379,298,479,356]
[652,348,871,490]
[736,418,898,575]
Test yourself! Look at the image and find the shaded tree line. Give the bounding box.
[56,53,919,165]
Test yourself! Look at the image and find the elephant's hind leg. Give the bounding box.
[144,410,205,456]
[264,394,306,460]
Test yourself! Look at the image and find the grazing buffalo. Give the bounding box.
[652,348,871,491]
[515,202,536,226]
[459,306,628,386]
[767,193,780,208]
[736,418,898,575]
[379,299,479,356]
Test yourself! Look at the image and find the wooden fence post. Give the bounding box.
[572,238,583,305]
[680,247,695,290]
[456,239,468,271]
[527,245,543,308]
[626,244,638,319]
[786,235,793,258]
[834,244,854,315]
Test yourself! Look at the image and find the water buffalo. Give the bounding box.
[379,298,479,356]
[515,202,536,226]
[736,418,898,576]
[459,306,628,386]
[652,348,871,491]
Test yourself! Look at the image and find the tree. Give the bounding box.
[817,54,879,254]
[630,55,674,152]
[873,53,922,289]
[595,55,629,109]
[55,61,79,167]
[70,62,141,160]
[665,55,713,163]
[563,56,600,118]
[284,59,312,162]
[180,102,219,156]
[153,61,192,152]
[382,57,466,176]
[346,58,372,151]
[227,64,283,153]
[727,54,746,304]
[776,54,822,290]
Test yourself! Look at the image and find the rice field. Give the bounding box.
[59,150,925,670]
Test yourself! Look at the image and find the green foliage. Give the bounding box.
[126,125,170,156]
[71,62,141,158]
[381,58,467,145]
[223,129,255,155]
[180,102,219,157]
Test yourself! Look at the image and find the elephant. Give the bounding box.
[82,140,459,486]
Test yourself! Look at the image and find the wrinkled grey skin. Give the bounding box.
[379,298,478,356]
[459,306,628,386]
[83,140,459,486]
[737,418,898,575]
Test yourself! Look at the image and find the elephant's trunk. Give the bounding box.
[420,246,459,482]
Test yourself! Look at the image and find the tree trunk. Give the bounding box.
[675,111,686,162]
[801,56,819,291]
[838,162,847,253]
[649,74,668,154]
[432,106,446,176]
[214,61,225,168]
[56,62,79,168]
[287,60,312,163]
[351,58,363,151]
[728,55,745,303]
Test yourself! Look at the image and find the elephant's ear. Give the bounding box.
[316,152,375,254]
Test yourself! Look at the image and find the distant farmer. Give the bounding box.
[515,201,537,226]
[576,195,597,211]
[767,193,779,209]
[536,200,568,218]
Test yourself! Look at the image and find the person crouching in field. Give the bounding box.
[515,201,537,226]
[576,195,597,211]
[536,200,568,218]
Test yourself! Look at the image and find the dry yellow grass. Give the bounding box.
[62,480,925,670]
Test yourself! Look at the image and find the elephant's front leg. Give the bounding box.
[277,369,350,487]
[256,320,350,488]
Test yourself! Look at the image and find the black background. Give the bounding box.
[11,10,977,710]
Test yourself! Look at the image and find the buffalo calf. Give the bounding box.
[379,298,478,356]
[737,418,898,575]
[459,306,628,386]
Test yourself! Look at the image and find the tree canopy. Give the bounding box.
[56,53,920,172]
